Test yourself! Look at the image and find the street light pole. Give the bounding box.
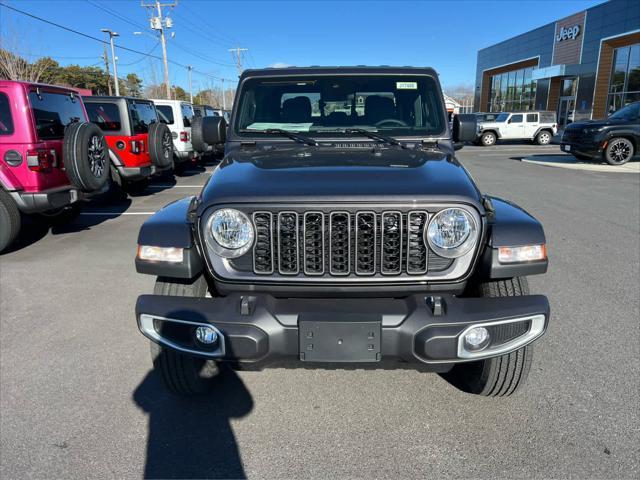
[101,29,120,96]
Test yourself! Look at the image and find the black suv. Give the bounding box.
[561,102,639,165]
[134,67,550,397]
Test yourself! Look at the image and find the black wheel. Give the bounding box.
[480,131,496,146]
[0,189,21,253]
[443,277,534,397]
[150,276,223,396]
[604,137,634,165]
[148,122,173,169]
[535,130,552,145]
[63,122,109,192]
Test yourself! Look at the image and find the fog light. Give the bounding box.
[195,326,218,345]
[463,327,490,351]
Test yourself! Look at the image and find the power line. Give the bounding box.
[86,0,148,31]
[0,2,236,83]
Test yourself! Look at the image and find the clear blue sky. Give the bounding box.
[1,0,605,93]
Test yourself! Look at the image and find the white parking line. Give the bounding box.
[79,212,156,216]
[148,184,205,188]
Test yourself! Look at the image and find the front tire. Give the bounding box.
[604,137,634,165]
[480,131,497,146]
[150,276,223,395]
[0,189,21,253]
[443,277,534,397]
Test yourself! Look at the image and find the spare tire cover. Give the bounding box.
[148,122,173,168]
[63,122,109,193]
[190,116,207,153]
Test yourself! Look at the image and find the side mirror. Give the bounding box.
[452,114,477,145]
[202,116,227,144]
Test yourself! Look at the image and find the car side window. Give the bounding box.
[156,105,174,125]
[510,114,523,123]
[526,113,538,123]
[181,104,194,127]
[85,102,121,131]
[0,93,14,135]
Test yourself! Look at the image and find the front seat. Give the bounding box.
[364,96,396,124]
[281,96,312,123]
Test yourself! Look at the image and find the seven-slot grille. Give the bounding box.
[251,210,442,277]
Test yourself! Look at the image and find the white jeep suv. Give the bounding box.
[477,111,557,146]
[152,99,197,167]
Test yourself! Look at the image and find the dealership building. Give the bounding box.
[474,0,639,128]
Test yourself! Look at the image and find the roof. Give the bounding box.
[240,65,439,80]
[83,95,153,103]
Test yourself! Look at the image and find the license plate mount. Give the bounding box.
[299,314,381,362]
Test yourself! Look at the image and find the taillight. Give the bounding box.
[180,131,189,142]
[26,149,55,172]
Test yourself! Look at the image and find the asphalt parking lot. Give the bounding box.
[1,145,638,479]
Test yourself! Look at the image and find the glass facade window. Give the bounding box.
[487,66,537,112]
[607,43,640,115]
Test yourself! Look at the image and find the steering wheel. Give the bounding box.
[375,118,408,127]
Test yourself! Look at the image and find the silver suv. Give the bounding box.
[477,111,557,146]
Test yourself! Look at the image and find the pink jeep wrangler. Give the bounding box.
[0,80,110,252]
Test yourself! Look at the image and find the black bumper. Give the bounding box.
[560,141,602,159]
[116,165,155,181]
[9,187,79,214]
[136,293,550,369]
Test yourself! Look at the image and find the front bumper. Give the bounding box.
[135,292,549,369]
[560,141,602,158]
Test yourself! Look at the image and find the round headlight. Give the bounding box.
[426,208,477,258]
[206,208,254,258]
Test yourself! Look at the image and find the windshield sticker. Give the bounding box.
[246,122,313,132]
[396,82,417,90]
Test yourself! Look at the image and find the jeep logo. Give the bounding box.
[556,25,581,42]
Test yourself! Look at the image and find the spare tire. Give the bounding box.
[190,115,207,153]
[148,122,173,168]
[63,122,109,193]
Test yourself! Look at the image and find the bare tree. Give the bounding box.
[0,31,55,82]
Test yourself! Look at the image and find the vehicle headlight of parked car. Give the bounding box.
[205,208,255,258]
[425,207,478,258]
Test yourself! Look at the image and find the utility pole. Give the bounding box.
[221,78,226,110]
[102,44,112,96]
[187,65,193,103]
[101,29,119,96]
[142,0,176,99]
[228,47,248,77]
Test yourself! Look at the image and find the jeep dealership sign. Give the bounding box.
[556,25,581,42]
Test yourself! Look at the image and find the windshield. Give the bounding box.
[235,74,446,137]
[495,113,509,122]
[609,102,639,121]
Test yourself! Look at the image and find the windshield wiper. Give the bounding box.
[343,128,408,149]
[240,128,318,146]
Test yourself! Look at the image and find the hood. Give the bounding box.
[566,117,625,130]
[198,145,482,209]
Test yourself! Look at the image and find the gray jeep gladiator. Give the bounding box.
[135,67,550,397]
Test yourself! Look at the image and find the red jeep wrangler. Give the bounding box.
[0,81,109,253]
[83,96,172,193]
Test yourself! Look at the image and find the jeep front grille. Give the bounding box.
[205,205,481,284]
[245,209,466,279]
